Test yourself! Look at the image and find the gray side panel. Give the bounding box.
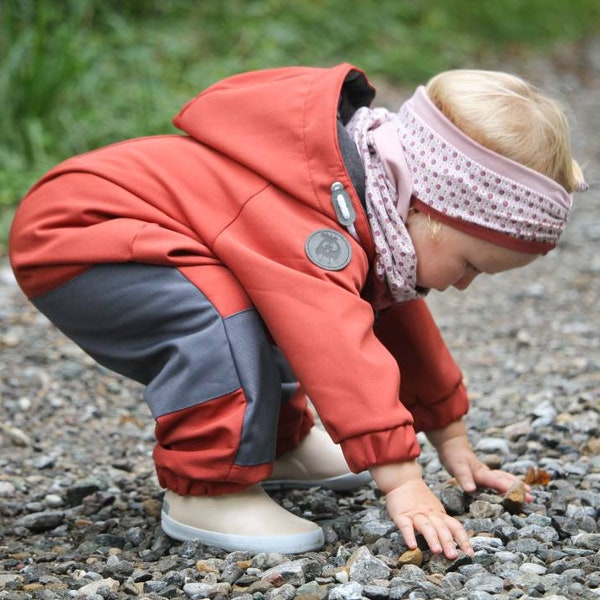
[223,311,281,465]
[34,263,298,466]
[33,263,241,418]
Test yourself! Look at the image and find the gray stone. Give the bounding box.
[328,581,364,600]
[0,481,16,497]
[440,571,464,593]
[579,489,600,509]
[43,493,64,508]
[518,524,559,543]
[144,580,168,593]
[347,546,391,583]
[518,562,547,575]
[359,518,396,542]
[524,513,552,527]
[558,567,586,583]
[502,420,533,440]
[261,560,306,587]
[183,581,231,598]
[439,485,466,515]
[392,564,428,586]
[560,583,593,599]
[551,516,578,537]
[501,459,536,473]
[221,561,244,584]
[265,583,297,600]
[66,477,108,506]
[458,564,488,578]
[462,571,505,594]
[463,592,502,600]
[0,573,24,589]
[575,514,598,533]
[495,551,520,563]
[93,533,127,549]
[124,526,146,546]
[475,437,511,454]
[362,584,390,599]
[295,580,328,600]
[102,555,134,581]
[470,536,504,553]
[253,552,289,569]
[75,577,120,596]
[566,504,596,519]
[469,500,503,519]
[571,532,600,551]
[388,584,411,600]
[13,510,65,532]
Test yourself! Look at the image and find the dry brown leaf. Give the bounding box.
[523,467,552,486]
[118,414,144,428]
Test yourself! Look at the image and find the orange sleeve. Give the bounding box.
[373,299,469,432]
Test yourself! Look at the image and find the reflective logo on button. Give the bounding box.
[305,229,352,271]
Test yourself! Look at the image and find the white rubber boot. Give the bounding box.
[263,426,372,491]
[161,485,324,553]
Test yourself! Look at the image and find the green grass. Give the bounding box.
[1,0,599,249]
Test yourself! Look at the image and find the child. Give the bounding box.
[9,64,586,558]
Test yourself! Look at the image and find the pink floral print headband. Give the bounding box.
[398,86,574,253]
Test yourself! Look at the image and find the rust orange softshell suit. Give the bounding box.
[10,64,468,493]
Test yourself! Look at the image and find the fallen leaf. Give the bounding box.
[118,414,144,428]
[523,467,551,486]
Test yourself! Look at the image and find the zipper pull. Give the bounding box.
[331,182,356,227]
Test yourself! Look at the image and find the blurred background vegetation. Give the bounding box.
[1,0,599,247]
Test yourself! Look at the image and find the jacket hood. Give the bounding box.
[173,63,375,222]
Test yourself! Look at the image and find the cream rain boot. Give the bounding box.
[263,426,372,491]
[161,484,324,553]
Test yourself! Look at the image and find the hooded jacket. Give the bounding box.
[9,63,468,472]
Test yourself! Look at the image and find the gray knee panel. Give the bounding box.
[33,263,291,465]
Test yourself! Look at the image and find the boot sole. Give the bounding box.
[161,510,325,554]
[262,470,372,491]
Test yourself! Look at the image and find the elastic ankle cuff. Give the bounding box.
[157,463,271,496]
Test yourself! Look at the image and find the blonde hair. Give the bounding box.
[425,70,584,193]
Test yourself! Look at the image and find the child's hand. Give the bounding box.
[427,419,532,500]
[370,462,474,560]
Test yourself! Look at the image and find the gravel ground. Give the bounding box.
[1,44,599,600]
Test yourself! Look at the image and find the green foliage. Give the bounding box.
[186,0,599,80]
[1,0,598,247]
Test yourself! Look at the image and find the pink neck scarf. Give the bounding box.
[345,107,423,305]
[345,86,574,304]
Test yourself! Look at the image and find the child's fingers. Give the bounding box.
[413,513,444,555]
[445,514,474,556]
[426,514,472,559]
[451,465,477,493]
[395,515,418,550]
[474,468,526,494]
[394,509,474,560]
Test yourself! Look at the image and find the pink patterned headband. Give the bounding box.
[398,86,574,253]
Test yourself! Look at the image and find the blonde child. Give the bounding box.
[9,64,585,557]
